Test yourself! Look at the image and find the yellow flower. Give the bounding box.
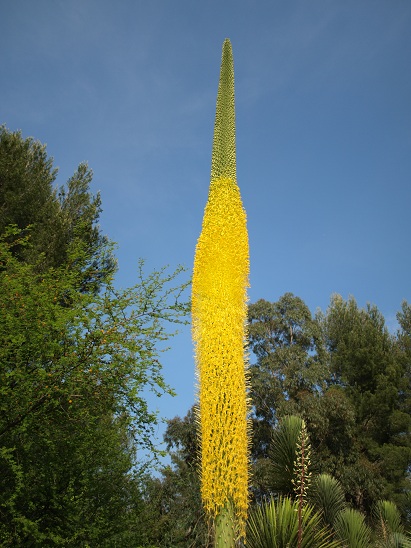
[192,38,250,541]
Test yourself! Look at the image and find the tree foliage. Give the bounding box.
[247,293,411,516]
[0,126,116,291]
[320,295,411,512]
[0,127,190,545]
[138,407,210,547]
[248,294,327,457]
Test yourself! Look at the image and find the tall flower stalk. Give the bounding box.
[292,420,312,548]
[192,39,250,545]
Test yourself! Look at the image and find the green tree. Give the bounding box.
[248,295,329,501]
[248,294,328,445]
[321,295,411,512]
[248,293,411,518]
[396,301,411,524]
[139,407,209,547]
[0,226,189,545]
[0,125,115,291]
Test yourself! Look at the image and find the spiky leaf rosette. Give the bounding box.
[192,38,250,540]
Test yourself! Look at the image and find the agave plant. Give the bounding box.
[246,496,341,548]
[373,500,411,548]
[192,39,250,546]
[309,473,347,529]
[333,508,372,548]
[266,417,410,547]
[269,415,306,496]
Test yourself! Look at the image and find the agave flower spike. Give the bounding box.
[192,38,250,546]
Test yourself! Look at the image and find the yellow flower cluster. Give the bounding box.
[192,175,250,530]
[192,37,250,540]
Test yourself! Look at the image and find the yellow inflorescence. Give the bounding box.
[192,174,250,533]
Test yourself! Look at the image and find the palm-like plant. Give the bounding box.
[246,497,341,548]
[333,508,372,548]
[269,415,305,496]
[265,416,411,547]
[309,473,346,530]
[373,500,411,547]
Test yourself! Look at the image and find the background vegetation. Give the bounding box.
[0,127,189,546]
[144,295,411,545]
[1,126,410,546]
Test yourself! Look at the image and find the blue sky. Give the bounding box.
[2,1,411,455]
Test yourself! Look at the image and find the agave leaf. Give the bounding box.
[269,415,304,495]
[334,508,372,548]
[247,496,341,548]
[373,500,411,547]
[309,473,346,528]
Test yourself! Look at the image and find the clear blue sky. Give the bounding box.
[2,1,411,455]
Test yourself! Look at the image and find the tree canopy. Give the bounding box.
[0,127,189,545]
[0,126,116,291]
[247,293,411,514]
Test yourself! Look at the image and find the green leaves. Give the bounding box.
[248,294,328,436]
[0,228,189,544]
[333,508,372,548]
[249,292,411,518]
[260,408,411,547]
[309,474,346,529]
[247,497,340,548]
[269,415,306,496]
[373,500,411,548]
[0,126,116,289]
